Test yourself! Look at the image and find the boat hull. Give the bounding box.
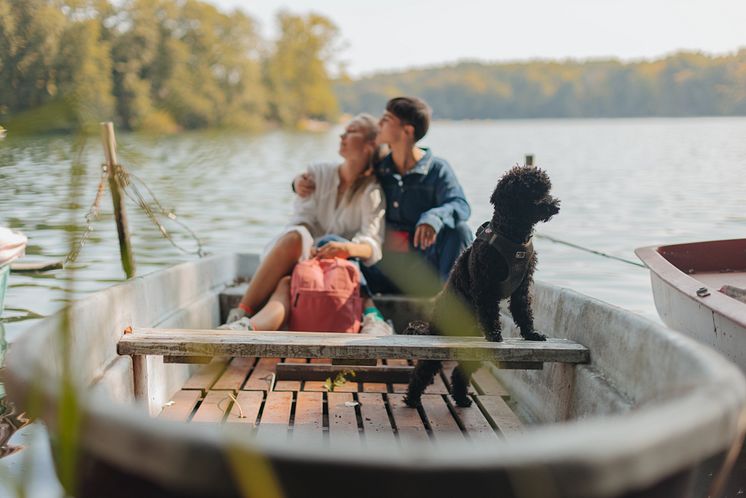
[5,253,746,498]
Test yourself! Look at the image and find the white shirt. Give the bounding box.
[287,162,385,266]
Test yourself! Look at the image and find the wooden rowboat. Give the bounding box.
[4,253,746,498]
[635,238,746,373]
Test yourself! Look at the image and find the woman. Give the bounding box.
[224,114,391,334]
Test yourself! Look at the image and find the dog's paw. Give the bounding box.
[403,320,431,336]
[521,330,547,341]
[486,333,503,343]
[403,395,420,408]
[453,396,473,408]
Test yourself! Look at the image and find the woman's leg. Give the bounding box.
[249,276,292,331]
[239,231,303,314]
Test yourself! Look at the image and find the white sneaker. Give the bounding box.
[225,307,247,324]
[360,314,394,336]
[218,317,254,331]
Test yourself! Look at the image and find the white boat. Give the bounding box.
[4,253,746,498]
[636,238,746,373]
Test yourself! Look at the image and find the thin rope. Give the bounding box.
[536,233,645,268]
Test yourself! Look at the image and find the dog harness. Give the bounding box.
[476,221,534,297]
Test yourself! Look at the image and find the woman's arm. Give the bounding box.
[350,185,386,266]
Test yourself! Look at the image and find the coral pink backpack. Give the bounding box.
[288,258,362,333]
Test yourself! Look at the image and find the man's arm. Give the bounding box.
[416,162,471,235]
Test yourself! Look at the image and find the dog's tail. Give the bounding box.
[402,320,431,335]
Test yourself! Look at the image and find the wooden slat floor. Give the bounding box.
[159,357,524,442]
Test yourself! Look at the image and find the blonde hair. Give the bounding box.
[345,113,389,201]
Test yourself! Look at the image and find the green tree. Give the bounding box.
[265,11,340,126]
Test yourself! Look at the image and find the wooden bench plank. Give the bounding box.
[447,395,500,442]
[472,368,509,397]
[120,329,590,364]
[159,390,201,422]
[276,363,413,383]
[212,357,256,391]
[304,358,332,391]
[327,392,360,446]
[257,391,292,439]
[387,394,429,445]
[476,395,524,439]
[357,393,396,445]
[387,359,411,393]
[226,391,263,425]
[182,358,229,392]
[243,358,279,391]
[420,395,463,440]
[191,391,229,423]
[362,382,388,393]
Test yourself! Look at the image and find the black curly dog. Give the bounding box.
[404,165,560,408]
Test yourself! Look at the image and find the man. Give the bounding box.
[295,96,473,294]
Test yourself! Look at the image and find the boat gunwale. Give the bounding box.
[635,239,746,329]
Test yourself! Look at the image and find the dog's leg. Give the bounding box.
[405,360,442,408]
[450,361,479,407]
[474,292,502,342]
[509,257,546,341]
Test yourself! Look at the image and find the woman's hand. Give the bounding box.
[312,241,351,260]
[293,172,316,198]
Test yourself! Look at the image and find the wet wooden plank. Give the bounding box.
[357,393,395,445]
[242,357,279,391]
[159,390,201,422]
[447,395,500,442]
[292,392,323,442]
[387,394,429,445]
[387,359,410,393]
[472,367,509,397]
[274,357,305,391]
[191,391,229,423]
[476,395,524,439]
[361,382,388,393]
[420,395,463,440]
[121,329,591,364]
[212,357,256,391]
[182,358,228,392]
[327,392,360,446]
[257,391,292,439]
[226,391,263,425]
[424,371,450,395]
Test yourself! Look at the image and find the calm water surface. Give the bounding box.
[2,117,746,343]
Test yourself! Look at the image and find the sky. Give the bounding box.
[209,0,746,77]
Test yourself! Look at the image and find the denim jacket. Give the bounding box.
[375,148,471,234]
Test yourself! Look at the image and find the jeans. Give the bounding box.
[361,221,474,296]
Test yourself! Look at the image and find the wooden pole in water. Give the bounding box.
[101,122,136,278]
[525,154,534,166]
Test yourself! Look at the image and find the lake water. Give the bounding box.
[2,117,746,344]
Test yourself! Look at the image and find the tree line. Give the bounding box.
[335,51,746,119]
[3,1,746,133]
[0,0,340,133]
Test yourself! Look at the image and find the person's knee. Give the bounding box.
[276,231,303,256]
[277,275,292,292]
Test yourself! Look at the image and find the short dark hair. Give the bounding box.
[385,96,431,142]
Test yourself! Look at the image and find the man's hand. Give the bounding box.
[413,224,436,250]
[312,241,351,260]
[293,172,316,198]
